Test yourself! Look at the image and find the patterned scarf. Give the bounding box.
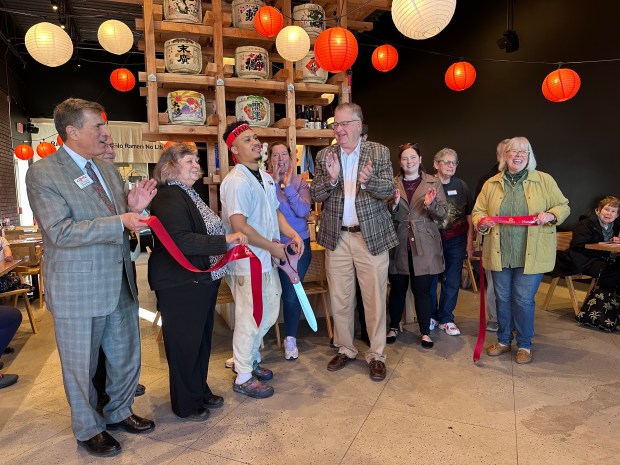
[168,180,227,280]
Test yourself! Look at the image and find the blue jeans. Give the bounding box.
[491,268,543,350]
[278,238,312,337]
[432,233,467,324]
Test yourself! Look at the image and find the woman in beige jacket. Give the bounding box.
[472,136,570,364]
[387,143,448,348]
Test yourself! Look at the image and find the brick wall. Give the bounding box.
[0,89,20,227]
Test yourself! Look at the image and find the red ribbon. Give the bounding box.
[473,214,539,362]
[144,216,263,326]
[482,215,538,225]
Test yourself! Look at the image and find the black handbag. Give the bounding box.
[576,288,619,332]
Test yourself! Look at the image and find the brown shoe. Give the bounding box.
[487,342,511,356]
[369,360,386,381]
[515,349,532,364]
[327,353,355,371]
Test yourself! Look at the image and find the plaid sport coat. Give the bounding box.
[310,141,398,255]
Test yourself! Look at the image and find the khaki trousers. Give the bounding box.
[228,268,281,374]
[326,231,388,363]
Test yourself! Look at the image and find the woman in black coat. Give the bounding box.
[149,143,247,421]
[557,195,620,292]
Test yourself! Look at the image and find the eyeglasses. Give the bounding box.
[331,120,360,129]
[439,160,459,166]
[506,149,530,156]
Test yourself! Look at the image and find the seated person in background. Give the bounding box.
[0,237,34,295]
[0,305,22,389]
[555,195,620,293]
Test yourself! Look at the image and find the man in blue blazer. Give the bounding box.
[26,98,157,457]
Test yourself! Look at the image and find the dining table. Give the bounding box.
[0,259,22,277]
[585,242,620,253]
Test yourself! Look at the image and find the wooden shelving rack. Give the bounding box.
[130,0,385,210]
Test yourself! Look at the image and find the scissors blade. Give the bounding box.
[292,282,318,332]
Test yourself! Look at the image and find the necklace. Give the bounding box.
[504,170,526,188]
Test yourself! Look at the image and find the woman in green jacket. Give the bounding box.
[472,136,570,364]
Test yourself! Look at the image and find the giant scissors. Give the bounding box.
[272,241,318,332]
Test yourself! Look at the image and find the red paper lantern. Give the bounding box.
[542,68,581,102]
[445,61,476,91]
[314,27,358,73]
[56,135,63,146]
[371,44,399,72]
[253,6,284,38]
[14,144,34,160]
[36,141,57,158]
[110,68,136,92]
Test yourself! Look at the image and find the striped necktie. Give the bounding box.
[85,161,117,214]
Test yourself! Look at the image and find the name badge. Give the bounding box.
[74,174,94,189]
[447,189,458,196]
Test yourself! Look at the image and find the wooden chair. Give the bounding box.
[542,231,597,316]
[274,245,332,348]
[12,243,44,309]
[0,287,38,333]
[463,232,482,293]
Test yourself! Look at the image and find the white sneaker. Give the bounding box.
[439,322,461,336]
[429,318,437,331]
[284,336,298,360]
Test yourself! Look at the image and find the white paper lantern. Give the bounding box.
[276,25,310,62]
[98,20,133,55]
[25,22,73,67]
[391,0,456,40]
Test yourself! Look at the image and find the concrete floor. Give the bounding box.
[0,254,619,465]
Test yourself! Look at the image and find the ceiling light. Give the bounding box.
[51,1,58,11]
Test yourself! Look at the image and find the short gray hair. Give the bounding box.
[334,102,363,122]
[498,136,537,171]
[434,147,458,163]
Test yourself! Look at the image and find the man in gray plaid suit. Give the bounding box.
[26,98,157,457]
[310,102,398,382]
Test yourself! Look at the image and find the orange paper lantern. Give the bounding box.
[36,141,57,158]
[253,6,284,38]
[314,27,358,73]
[101,112,108,123]
[371,44,399,72]
[56,135,63,146]
[445,61,476,91]
[14,144,34,160]
[542,68,581,102]
[110,68,136,92]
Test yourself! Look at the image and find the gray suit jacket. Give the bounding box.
[26,146,137,318]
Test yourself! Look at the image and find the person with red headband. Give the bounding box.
[473,136,569,364]
[220,121,304,398]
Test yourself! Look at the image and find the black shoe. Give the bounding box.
[77,431,121,457]
[203,394,224,409]
[95,392,110,416]
[386,328,399,345]
[183,407,210,422]
[421,336,434,349]
[135,383,146,397]
[107,414,155,434]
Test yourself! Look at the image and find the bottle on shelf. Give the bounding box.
[313,106,322,129]
[304,105,312,129]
